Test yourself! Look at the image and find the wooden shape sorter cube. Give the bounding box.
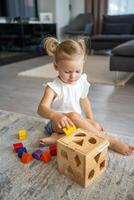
[57,128,109,188]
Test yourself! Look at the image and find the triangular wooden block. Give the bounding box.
[40,151,51,163]
[21,152,33,164]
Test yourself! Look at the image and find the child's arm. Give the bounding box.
[80,97,94,119]
[37,86,74,129]
[37,86,57,119]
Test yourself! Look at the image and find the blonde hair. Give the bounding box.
[43,37,86,62]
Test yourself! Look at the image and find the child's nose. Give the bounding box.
[70,73,76,78]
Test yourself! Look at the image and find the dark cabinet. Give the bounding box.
[0,23,56,52]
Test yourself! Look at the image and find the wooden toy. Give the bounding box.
[32,149,43,160]
[18,129,27,140]
[13,142,23,152]
[40,151,51,163]
[18,147,27,158]
[49,144,57,156]
[57,128,109,187]
[63,125,77,136]
[21,152,33,164]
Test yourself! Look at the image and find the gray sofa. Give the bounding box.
[91,14,134,51]
[110,40,134,72]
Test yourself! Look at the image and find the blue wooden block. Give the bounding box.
[18,147,27,158]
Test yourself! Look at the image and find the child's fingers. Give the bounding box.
[39,140,45,146]
[57,116,74,129]
[57,121,66,129]
[65,118,74,129]
[68,120,75,128]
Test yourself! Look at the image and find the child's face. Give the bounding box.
[54,58,84,84]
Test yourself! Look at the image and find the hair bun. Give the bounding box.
[44,37,59,56]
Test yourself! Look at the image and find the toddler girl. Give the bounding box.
[38,37,134,155]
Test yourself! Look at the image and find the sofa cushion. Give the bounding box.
[103,23,132,34]
[112,40,134,56]
[103,14,134,23]
[110,56,134,72]
[91,35,134,42]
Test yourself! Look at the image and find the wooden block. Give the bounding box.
[13,142,23,152]
[32,149,43,160]
[63,125,76,136]
[21,152,33,164]
[49,144,57,156]
[18,147,27,158]
[18,129,27,140]
[57,128,109,187]
[40,151,51,163]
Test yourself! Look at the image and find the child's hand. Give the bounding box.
[52,114,74,129]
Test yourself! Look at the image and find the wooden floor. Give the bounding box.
[0,56,134,137]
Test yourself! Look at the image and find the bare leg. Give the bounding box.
[66,112,134,155]
[86,118,104,131]
[99,131,134,156]
[39,132,64,146]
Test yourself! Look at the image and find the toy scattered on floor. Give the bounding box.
[32,149,43,160]
[40,151,51,163]
[49,144,57,156]
[13,142,23,152]
[18,129,27,140]
[18,147,27,158]
[21,152,33,164]
[57,128,109,188]
[63,125,77,136]
[12,141,57,164]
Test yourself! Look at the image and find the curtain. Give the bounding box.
[6,0,36,18]
[85,0,108,35]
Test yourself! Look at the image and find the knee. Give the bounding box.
[92,121,101,131]
[67,112,81,122]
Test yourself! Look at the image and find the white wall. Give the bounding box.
[37,0,56,22]
[55,0,70,40]
[70,0,84,19]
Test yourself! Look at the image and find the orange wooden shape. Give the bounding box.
[40,151,51,163]
[21,152,33,164]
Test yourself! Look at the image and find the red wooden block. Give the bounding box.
[21,152,33,164]
[49,144,57,156]
[13,142,23,152]
[40,151,51,163]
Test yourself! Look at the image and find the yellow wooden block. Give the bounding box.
[57,128,109,187]
[63,125,77,136]
[18,129,27,140]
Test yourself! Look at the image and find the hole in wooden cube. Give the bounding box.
[88,137,96,144]
[94,152,101,163]
[74,155,81,167]
[88,169,95,180]
[67,166,74,176]
[61,150,68,160]
[74,132,86,137]
[100,160,105,170]
[73,139,84,146]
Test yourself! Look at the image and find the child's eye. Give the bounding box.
[65,71,70,73]
[64,70,81,74]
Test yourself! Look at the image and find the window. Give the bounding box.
[108,0,134,15]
